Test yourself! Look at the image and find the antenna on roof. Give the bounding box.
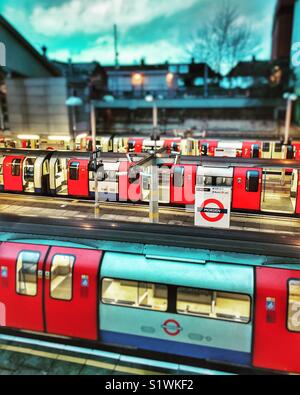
[114,24,119,68]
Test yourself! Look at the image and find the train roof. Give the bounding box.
[0,214,299,263]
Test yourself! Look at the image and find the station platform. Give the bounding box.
[0,193,299,235]
[0,334,231,376]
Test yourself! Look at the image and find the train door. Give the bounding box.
[171,165,196,205]
[242,142,261,158]
[253,267,300,374]
[67,159,89,197]
[3,156,25,192]
[296,170,300,215]
[0,156,4,191]
[98,162,120,202]
[44,246,103,340]
[232,168,262,211]
[0,242,48,332]
[261,168,296,214]
[23,156,36,193]
[293,142,300,160]
[271,142,285,159]
[261,142,272,159]
[55,158,68,195]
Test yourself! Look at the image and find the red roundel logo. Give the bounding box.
[199,198,227,223]
[162,319,181,336]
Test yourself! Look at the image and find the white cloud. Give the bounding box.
[49,38,187,64]
[30,0,199,37]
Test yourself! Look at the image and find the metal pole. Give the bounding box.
[284,98,293,145]
[71,106,76,150]
[91,100,100,216]
[149,159,159,223]
[90,100,97,152]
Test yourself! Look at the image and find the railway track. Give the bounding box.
[0,192,299,224]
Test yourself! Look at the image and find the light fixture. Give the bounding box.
[17,134,40,140]
[65,96,83,107]
[145,94,154,102]
[48,135,71,142]
[166,72,174,86]
[283,92,298,101]
[131,73,144,86]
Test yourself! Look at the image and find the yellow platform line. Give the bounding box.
[0,343,166,375]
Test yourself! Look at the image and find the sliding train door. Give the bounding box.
[253,267,300,374]
[232,168,262,211]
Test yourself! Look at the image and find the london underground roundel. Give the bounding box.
[162,319,181,336]
[199,198,227,223]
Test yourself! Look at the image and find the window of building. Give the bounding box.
[69,161,80,181]
[288,280,300,332]
[50,254,75,300]
[177,287,251,323]
[12,158,21,176]
[102,278,168,311]
[16,251,40,296]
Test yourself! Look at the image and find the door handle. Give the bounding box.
[45,271,50,279]
[38,270,43,279]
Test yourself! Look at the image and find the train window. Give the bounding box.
[16,251,40,296]
[12,159,21,176]
[69,162,80,181]
[129,169,140,185]
[252,144,260,158]
[201,144,208,156]
[128,141,135,151]
[177,287,212,316]
[101,278,168,312]
[173,167,184,188]
[246,171,260,192]
[287,280,300,332]
[286,145,294,160]
[24,158,35,182]
[50,254,75,301]
[216,177,232,187]
[203,176,231,187]
[262,142,270,152]
[274,143,282,153]
[177,287,250,323]
[215,292,250,323]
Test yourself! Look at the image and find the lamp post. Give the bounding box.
[283,92,298,145]
[145,94,159,223]
[65,96,83,150]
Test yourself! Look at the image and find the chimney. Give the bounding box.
[41,45,47,57]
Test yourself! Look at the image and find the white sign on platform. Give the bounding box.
[195,186,232,229]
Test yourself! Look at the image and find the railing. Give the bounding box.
[97,85,287,100]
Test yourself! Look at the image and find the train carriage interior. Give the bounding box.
[261,168,298,214]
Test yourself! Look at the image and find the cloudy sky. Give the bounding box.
[0,0,277,65]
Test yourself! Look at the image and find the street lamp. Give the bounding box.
[283,92,298,145]
[65,96,83,150]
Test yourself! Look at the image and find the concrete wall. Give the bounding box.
[5,77,70,136]
[0,24,56,78]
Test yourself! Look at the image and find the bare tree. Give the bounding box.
[187,1,257,75]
